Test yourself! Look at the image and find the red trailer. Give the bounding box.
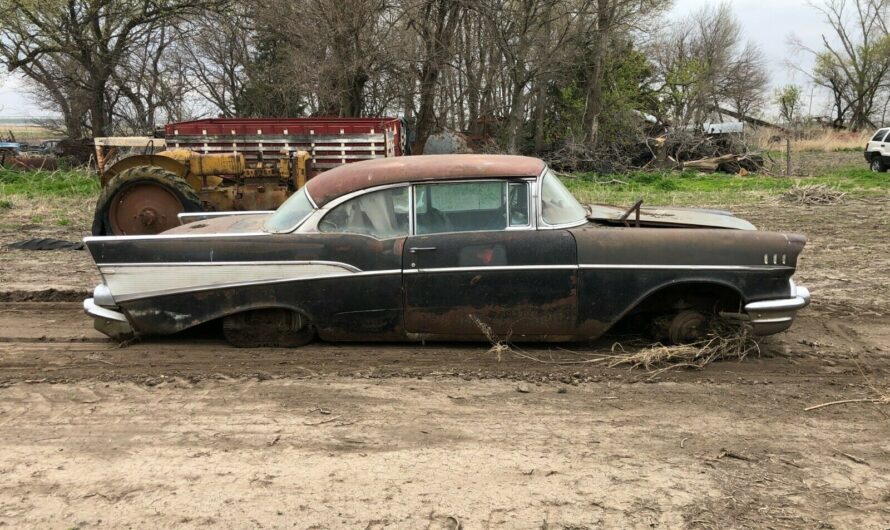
[164,117,408,176]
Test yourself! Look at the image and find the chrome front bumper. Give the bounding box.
[84,297,134,339]
[743,281,811,336]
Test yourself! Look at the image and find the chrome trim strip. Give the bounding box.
[178,211,272,222]
[83,298,128,322]
[111,269,402,302]
[98,260,363,272]
[404,265,577,274]
[84,232,269,242]
[579,264,793,271]
[305,188,319,209]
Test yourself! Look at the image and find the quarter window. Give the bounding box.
[872,129,889,142]
[318,187,409,238]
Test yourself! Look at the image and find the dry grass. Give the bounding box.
[782,183,847,205]
[609,322,761,378]
[469,314,762,377]
[794,130,870,152]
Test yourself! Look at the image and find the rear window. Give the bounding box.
[872,129,889,142]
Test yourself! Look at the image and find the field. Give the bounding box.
[1,163,889,528]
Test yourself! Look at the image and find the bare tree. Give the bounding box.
[791,0,890,130]
[0,0,225,136]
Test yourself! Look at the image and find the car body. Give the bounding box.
[83,154,810,346]
[865,128,890,171]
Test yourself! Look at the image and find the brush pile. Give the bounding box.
[782,183,847,205]
[609,321,761,377]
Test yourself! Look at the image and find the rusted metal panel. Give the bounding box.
[305,155,545,207]
[402,230,577,336]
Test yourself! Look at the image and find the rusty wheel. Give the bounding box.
[667,310,710,345]
[222,309,316,348]
[91,165,202,236]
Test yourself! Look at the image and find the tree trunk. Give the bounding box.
[582,0,611,145]
[533,79,546,153]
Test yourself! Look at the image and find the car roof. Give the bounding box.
[304,154,546,206]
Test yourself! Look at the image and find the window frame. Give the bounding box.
[535,168,589,230]
[312,183,412,240]
[302,178,541,238]
[411,178,537,236]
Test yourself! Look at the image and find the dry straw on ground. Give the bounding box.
[470,315,761,376]
[782,184,847,205]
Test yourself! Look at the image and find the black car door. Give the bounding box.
[402,180,578,338]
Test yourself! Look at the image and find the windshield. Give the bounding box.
[540,169,587,225]
[263,188,315,233]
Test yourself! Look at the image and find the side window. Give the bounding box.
[414,181,506,235]
[318,187,409,238]
[509,182,530,227]
[872,129,888,142]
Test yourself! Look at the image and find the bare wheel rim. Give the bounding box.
[108,182,184,235]
[668,310,709,344]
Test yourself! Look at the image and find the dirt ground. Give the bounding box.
[0,198,889,528]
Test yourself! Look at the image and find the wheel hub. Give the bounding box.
[108,182,183,235]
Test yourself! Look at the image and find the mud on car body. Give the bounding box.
[83,154,811,347]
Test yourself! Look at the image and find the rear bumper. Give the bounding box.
[743,281,811,336]
[83,297,134,339]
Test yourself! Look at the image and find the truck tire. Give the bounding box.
[91,165,203,236]
[869,155,887,172]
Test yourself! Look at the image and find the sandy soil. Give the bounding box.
[0,198,889,528]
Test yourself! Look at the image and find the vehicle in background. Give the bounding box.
[865,127,890,171]
[92,117,408,236]
[83,154,811,348]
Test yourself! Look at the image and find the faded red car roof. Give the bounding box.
[304,154,546,206]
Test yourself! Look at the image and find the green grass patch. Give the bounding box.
[562,166,890,206]
[0,168,99,198]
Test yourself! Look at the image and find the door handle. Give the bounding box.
[409,247,437,253]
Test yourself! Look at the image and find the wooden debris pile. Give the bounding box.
[782,184,847,205]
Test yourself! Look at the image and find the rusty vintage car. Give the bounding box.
[83,154,810,347]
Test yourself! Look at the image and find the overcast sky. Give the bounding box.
[0,0,834,119]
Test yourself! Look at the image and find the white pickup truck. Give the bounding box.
[865,128,890,171]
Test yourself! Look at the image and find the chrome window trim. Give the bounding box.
[305,188,319,209]
[536,167,589,230]
[411,178,536,236]
[308,183,412,240]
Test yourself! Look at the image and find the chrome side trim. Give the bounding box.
[98,260,363,273]
[580,264,793,271]
[110,268,402,302]
[178,211,272,224]
[84,232,269,242]
[404,265,577,274]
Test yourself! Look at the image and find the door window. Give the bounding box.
[872,129,889,142]
[414,181,507,234]
[319,187,409,238]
